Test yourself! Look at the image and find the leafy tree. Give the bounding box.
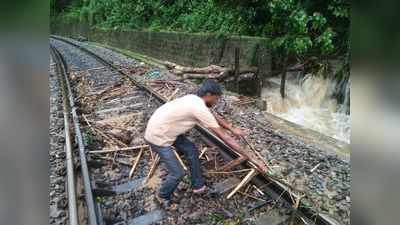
[53,0,349,69]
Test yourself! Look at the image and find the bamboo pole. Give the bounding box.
[173,150,188,171]
[242,136,270,170]
[199,147,208,159]
[227,169,258,199]
[168,88,180,101]
[89,145,149,154]
[128,147,145,179]
[252,185,265,195]
[310,163,321,173]
[143,155,160,185]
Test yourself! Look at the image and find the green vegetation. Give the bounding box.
[52,0,349,70]
[83,127,93,146]
[207,211,246,224]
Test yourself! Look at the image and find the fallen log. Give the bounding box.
[172,64,228,75]
[223,72,255,82]
[162,61,178,70]
[163,61,261,82]
[163,60,230,75]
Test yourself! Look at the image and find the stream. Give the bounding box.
[261,74,350,143]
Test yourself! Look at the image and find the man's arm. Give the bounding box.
[209,126,248,159]
[212,111,247,137]
[212,111,233,130]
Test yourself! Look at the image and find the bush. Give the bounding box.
[53,0,349,63]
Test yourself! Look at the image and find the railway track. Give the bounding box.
[50,45,100,225]
[50,36,337,225]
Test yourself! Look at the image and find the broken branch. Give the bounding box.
[89,145,149,154]
[128,147,145,179]
[82,114,128,147]
[227,168,258,199]
[206,168,252,175]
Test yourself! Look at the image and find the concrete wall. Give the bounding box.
[51,21,271,74]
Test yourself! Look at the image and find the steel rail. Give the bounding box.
[50,46,79,225]
[50,35,337,225]
[50,45,100,225]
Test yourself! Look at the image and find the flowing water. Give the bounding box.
[261,74,350,143]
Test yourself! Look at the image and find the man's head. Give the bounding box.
[196,79,222,107]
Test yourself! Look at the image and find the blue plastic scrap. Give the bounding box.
[145,70,161,78]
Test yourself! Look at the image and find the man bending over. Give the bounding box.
[144,79,248,206]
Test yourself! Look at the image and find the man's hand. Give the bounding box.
[212,112,249,137]
[230,127,248,137]
[209,127,248,157]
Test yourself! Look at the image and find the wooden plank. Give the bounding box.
[227,169,258,199]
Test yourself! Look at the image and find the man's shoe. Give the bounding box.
[193,185,207,194]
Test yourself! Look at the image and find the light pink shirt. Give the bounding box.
[145,94,219,146]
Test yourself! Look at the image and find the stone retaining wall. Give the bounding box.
[51,21,271,74]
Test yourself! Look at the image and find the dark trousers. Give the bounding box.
[148,135,204,199]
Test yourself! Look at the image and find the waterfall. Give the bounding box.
[261,73,350,143]
[339,78,350,115]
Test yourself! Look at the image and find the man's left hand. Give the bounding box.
[231,127,249,137]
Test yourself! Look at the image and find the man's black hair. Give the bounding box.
[196,79,222,97]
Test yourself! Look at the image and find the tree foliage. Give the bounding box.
[53,0,349,60]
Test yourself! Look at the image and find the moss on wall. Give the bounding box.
[51,22,271,75]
